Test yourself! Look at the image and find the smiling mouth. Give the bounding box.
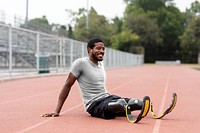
[98,54,103,58]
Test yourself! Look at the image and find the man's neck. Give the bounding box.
[89,57,98,66]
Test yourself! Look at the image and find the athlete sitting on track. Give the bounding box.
[41,38,153,121]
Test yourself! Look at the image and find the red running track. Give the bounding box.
[0,65,200,133]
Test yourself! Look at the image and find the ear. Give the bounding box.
[88,48,92,53]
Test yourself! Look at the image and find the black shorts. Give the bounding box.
[86,95,123,119]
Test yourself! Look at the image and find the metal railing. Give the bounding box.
[0,23,144,79]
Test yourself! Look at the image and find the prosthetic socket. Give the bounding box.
[107,98,143,113]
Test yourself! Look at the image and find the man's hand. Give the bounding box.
[41,112,59,117]
[41,73,77,118]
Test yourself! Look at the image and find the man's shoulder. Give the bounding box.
[73,57,89,66]
[74,57,88,62]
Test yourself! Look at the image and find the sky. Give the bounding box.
[0,0,199,25]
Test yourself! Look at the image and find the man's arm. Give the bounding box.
[41,73,77,117]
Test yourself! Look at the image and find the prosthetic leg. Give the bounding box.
[107,99,127,114]
[107,96,150,124]
[107,93,177,123]
[107,98,143,113]
[150,93,177,119]
[128,98,143,111]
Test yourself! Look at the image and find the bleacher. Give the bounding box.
[0,23,144,79]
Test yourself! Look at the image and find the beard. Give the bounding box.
[92,52,104,61]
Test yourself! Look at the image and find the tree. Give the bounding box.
[124,13,162,62]
[180,16,200,63]
[123,0,170,15]
[67,24,74,39]
[73,7,115,44]
[21,16,52,34]
[156,7,184,60]
[111,17,124,34]
[179,1,200,63]
[123,0,185,62]
[110,30,139,53]
[185,1,200,26]
[51,24,68,37]
[125,13,162,47]
[189,0,200,16]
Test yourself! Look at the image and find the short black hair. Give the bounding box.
[87,38,104,49]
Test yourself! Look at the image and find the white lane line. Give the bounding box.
[16,103,83,133]
[1,76,139,105]
[110,76,144,92]
[0,90,57,105]
[16,76,141,133]
[152,72,171,133]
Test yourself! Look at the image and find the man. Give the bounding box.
[42,38,148,120]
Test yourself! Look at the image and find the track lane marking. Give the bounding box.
[16,77,142,133]
[0,90,57,105]
[16,103,83,133]
[152,70,171,133]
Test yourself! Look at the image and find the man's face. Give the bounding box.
[89,42,105,61]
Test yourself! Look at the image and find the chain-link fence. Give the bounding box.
[0,23,144,79]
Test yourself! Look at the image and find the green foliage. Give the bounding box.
[180,16,200,63]
[185,1,200,26]
[110,30,139,53]
[21,16,52,34]
[190,0,200,16]
[124,13,162,47]
[123,0,186,62]
[137,0,165,11]
[112,17,124,34]
[180,1,200,63]
[51,24,68,37]
[73,7,115,45]
[157,7,184,49]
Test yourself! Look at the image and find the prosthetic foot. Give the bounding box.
[125,96,150,124]
[150,93,177,119]
[107,96,150,123]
